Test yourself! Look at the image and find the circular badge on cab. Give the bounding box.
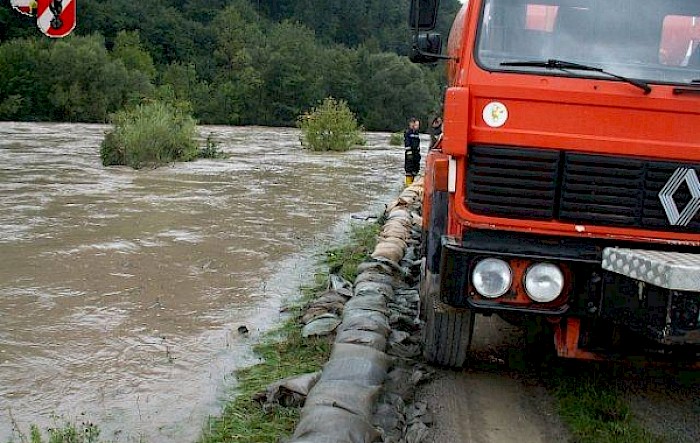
[482,102,508,128]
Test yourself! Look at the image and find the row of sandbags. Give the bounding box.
[288,179,425,443]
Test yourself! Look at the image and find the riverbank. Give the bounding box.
[200,221,382,442]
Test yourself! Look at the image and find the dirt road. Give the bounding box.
[416,314,700,443]
[418,315,569,443]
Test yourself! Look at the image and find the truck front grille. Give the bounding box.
[466,145,700,233]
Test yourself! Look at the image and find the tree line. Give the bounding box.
[0,0,460,131]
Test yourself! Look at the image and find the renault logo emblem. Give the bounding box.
[659,168,700,226]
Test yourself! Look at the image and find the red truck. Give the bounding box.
[410,0,700,367]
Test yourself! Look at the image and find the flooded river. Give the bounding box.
[0,123,404,442]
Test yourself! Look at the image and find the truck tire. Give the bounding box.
[421,269,475,368]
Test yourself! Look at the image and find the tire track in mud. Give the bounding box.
[418,316,569,443]
[417,315,700,443]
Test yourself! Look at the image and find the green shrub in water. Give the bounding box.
[298,97,365,152]
[197,133,227,159]
[100,100,198,169]
[389,132,403,146]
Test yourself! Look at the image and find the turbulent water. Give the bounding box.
[0,123,405,442]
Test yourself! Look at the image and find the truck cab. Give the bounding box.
[412,0,700,367]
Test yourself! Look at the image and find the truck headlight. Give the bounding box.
[472,258,512,298]
[525,263,564,303]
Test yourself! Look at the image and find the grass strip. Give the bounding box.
[200,220,381,443]
[551,369,664,443]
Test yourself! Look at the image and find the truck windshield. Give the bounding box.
[477,0,700,86]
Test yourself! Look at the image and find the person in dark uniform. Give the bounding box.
[404,118,421,186]
[430,116,443,148]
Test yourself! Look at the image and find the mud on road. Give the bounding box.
[417,315,700,443]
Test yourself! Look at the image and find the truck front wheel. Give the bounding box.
[421,269,475,367]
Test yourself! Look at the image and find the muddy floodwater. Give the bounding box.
[0,122,404,442]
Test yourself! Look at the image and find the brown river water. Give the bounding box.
[0,122,404,442]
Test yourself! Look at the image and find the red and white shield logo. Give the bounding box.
[36,0,76,38]
[11,0,38,17]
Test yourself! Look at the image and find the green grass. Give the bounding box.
[470,337,667,443]
[200,327,333,442]
[551,369,664,443]
[7,419,102,443]
[324,221,382,282]
[200,220,381,443]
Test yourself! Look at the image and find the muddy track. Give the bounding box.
[417,314,700,443]
[418,315,569,443]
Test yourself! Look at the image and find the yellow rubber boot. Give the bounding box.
[405,175,414,186]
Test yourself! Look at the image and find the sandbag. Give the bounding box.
[342,309,391,332]
[304,380,380,419]
[355,271,397,287]
[335,328,387,351]
[372,242,404,263]
[344,293,387,314]
[386,209,409,220]
[380,236,408,250]
[379,230,409,243]
[337,312,391,337]
[330,274,353,292]
[394,289,420,304]
[302,307,337,325]
[354,281,394,298]
[310,290,349,306]
[355,271,408,289]
[321,344,389,385]
[382,224,410,236]
[370,257,406,275]
[291,405,380,443]
[357,261,395,276]
[321,357,387,386]
[386,220,407,228]
[302,290,348,324]
[302,314,341,338]
[253,371,321,408]
[373,401,406,438]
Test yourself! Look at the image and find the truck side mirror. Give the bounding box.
[410,32,443,64]
[409,0,441,31]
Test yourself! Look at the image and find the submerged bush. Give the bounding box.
[389,132,403,146]
[298,97,364,152]
[197,133,228,159]
[100,100,198,169]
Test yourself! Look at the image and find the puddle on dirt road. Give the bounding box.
[0,123,405,442]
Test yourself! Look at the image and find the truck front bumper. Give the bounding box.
[602,248,700,346]
[438,233,700,347]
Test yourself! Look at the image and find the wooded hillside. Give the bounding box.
[0,0,460,130]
